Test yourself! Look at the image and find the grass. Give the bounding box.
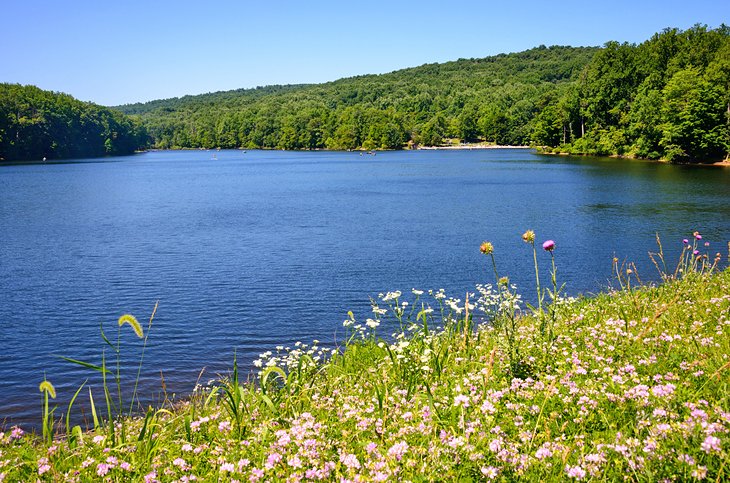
[1,233,728,481]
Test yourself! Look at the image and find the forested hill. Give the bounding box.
[115,45,598,150]
[0,84,148,161]
[115,25,730,163]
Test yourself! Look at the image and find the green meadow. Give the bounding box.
[2,233,728,482]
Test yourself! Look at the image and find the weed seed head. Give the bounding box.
[118,314,144,338]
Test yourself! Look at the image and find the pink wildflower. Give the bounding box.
[651,384,676,398]
[566,465,586,479]
[387,441,409,461]
[220,462,235,473]
[454,394,470,407]
[287,455,302,469]
[339,453,361,470]
[249,468,264,482]
[542,240,555,251]
[701,435,721,454]
[535,447,553,459]
[96,464,110,477]
[481,466,499,479]
[266,452,282,469]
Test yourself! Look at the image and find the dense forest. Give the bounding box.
[3,25,728,163]
[118,45,597,151]
[117,25,730,162]
[537,25,730,162]
[0,84,147,161]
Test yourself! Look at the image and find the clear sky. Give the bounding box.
[1,0,727,106]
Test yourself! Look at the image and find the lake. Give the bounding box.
[1,148,729,430]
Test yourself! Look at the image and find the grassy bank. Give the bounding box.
[2,234,728,482]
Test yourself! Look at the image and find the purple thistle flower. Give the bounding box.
[542,240,555,252]
[683,239,689,244]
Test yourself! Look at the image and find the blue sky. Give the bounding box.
[1,0,727,106]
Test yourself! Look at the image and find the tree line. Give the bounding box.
[0,84,147,161]
[3,25,728,163]
[118,45,597,152]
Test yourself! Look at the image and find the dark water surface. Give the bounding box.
[2,149,729,429]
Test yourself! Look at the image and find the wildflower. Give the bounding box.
[266,452,282,468]
[694,232,702,240]
[498,276,509,286]
[542,240,555,251]
[480,241,494,255]
[96,463,110,477]
[454,394,470,407]
[220,462,235,473]
[700,435,721,454]
[481,466,499,479]
[535,447,553,459]
[683,239,689,244]
[522,230,535,243]
[387,441,409,461]
[287,455,303,469]
[250,468,264,481]
[692,465,708,479]
[339,453,361,470]
[365,318,380,329]
[38,464,51,475]
[565,465,586,479]
[10,426,24,440]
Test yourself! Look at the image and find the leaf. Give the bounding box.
[59,356,110,374]
[89,388,100,429]
[66,380,87,434]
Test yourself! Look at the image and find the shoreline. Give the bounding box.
[416,143,530,150]
[537,148,730,167]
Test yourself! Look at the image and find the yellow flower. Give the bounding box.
[480,241,494,255]
[522,230,535,243]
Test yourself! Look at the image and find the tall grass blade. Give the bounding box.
[65,380,87,435]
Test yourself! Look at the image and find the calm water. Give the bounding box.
[1,149,729,429]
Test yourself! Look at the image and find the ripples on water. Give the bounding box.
[1,149,729,429]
